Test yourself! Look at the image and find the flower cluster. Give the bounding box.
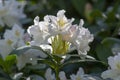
[26,67,99,80]
[0,0,26,27]
[0,24,25,59]
[0,0,119,80]
[0,24,48,70]
[101,53,120,80]
[27,10,94,57]
[43,67,98,80]
[0,7,107,80]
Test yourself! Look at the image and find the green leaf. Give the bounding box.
[5,54,16,62]
[96,44,112,63]
[102,37,120,47]
[0,58,4,66]
[112,24,120,36]
[96,37,120,62]
[106,11,116,23]
[62,59,107,68]
[4,55,16,73]
[11,46,51,58]
[0,55,16,74]
[61,59,107,75]
[91,10,103,18]
[10,46,31,55]
[11,46,31,55]
[27,64,46,70]
[38,59,55,69]
[52,55,63,63]
[4,54,16,65]
[96,30,111,40]
[0,68,12,80]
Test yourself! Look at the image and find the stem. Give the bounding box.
[55,65,60,80]
[52,56,61,80]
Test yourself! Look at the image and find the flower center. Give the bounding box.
[116,63,120,69]
[76,77,81,80]
[51,34,70,55]
[6,39,13,45]
[57,19,66,27]
[15,30,20,37]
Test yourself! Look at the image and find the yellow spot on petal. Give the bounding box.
[76,77,81,80]
[58,19,66,27]
[116,63,120,69]
[6,39,13,45]
[15,30,20,36]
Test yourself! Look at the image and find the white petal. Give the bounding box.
[101,69,120,79]
[0,0,26,27]
[34,16,39,25]
[3,15,20,27]
[59,71,67,80]
[0,40,13,59]
[0,18,5,26]
[79,19,84,27]
[70,67,85,80]
[17,48,47,70]
[77,67,85,76]
[57,10,66,17]
[45,68,55,80]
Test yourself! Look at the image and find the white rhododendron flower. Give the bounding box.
[26,75,44,80]
[59,71,67,80]
[45,68,56,80]
[45,68,67,80]
[101,53,120,80]
[76,21,93,56]
[17,48,47,70]
[0,40,13,59]
[70,67,86,80]
[63,20,93,56]
[4,24,25,48]
[40,44,53,53]
[27,16,50,46]
[44,68,98,80]
[44,10,74,36]
[27,9,93,57]
[0,0,26,27]
[70,67,97,80]
[0,24,25,59]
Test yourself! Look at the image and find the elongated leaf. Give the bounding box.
[61,59,107,68]
[96,44,112,63]
[101,37,120,47]
[11,46,51,58]
[0,68,12,80]
[96,37,120,62]
[61,59,107,77]
[38,59,55,69]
